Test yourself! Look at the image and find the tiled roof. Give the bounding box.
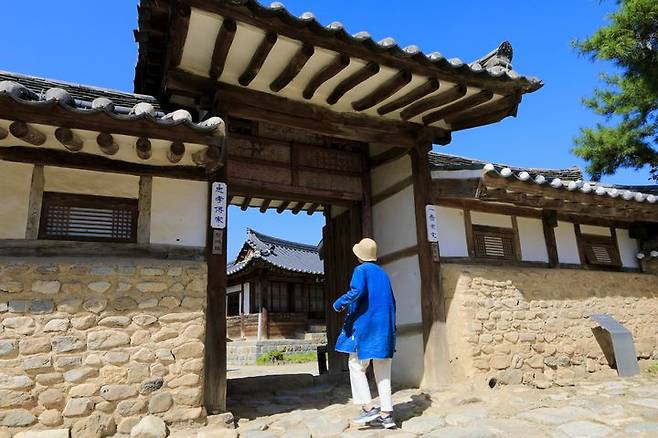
[0,70,223,133]
[428,152,583,181]
[636,249,658,260]
[227,228,324,276]
[218,2,542,92]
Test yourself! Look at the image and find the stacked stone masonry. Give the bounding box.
[0,257,208,435]
[442,264,658,388]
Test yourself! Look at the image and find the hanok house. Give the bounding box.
[226,228,324,340]
[428,153,658,386]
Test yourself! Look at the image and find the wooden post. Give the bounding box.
[203,151,228,414]
[410,133,449,389]
[542,210,559,267]
[25,165,44,240]
[361,144,373,238]
[137,176,152,244]
[261,306,270,340]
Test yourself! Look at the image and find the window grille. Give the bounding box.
[472,225,517,260]
[580,234,621,267]
[39,192,138,243]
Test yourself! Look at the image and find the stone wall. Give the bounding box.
[227,339,325,365]
[0,257,207,435]
[442,264,658,388]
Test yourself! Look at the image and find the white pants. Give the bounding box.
[348,354,393,412]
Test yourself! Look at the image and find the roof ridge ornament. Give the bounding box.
[470,40,514,71]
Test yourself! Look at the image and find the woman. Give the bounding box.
[332,237,396,429]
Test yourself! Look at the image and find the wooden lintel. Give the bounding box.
[136,137,152,160]
[430,178,480,198]
[54,127,83,152]
[269,44,314,92]
[422,90,494,125]
[326,62,379,105]
[209,18,237,80]
[400,84,467,121]
[351,70,412,112]
[97,132,119,155]
[239,31,278,86]
[259,198,272,213]
[9,121,46,146]
[377,78,440,115]
[167,141,186,163]
[0,146,208,181]
[276,200,291,213]
[303,54,350,100]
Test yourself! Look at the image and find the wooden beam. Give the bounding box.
[9,121,46,146]
[0,146,208,181]
[97,133,119,155]
[378,244,418,266]
[54,127,83,152]
[238,32,278,86]
[463,209,475,257]
[303,54,350,100]
[351,70,412,112]
[511,215,523,261]
[168,1,191,68]
[430,178,480,198]
[291,201,305,215]
[422,90,494,125]
[229,178,358,205]
[136,137,152,160]
[306,203,320,215]
[574,224,587,265]
[240,196,252,211]
[209,18,237,80]
[444,93,519,124]
[167,141,186,163]
[450,106,516,131]
[542,210,559,268]
[400,84,467,121]
[269,44,314,92]
[369,146,409,168]
[377,79,440,115]
[25,165,44,240]
[326,62,380,105]
[276,200,291,213]
[192,146,221,166]
[0,126,7,140]
[259,198,272,213]
[371,175,414,205]
[137,176,153,244]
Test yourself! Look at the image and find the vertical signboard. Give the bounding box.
[210,182,227,229]
[425,205,439,242]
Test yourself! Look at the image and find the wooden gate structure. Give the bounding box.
[134,0,542,412]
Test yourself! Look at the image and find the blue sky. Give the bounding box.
[1,1,650,259]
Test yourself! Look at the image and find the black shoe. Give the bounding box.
[368,415,395,429]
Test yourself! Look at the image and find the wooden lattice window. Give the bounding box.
[472,225,518,260]
[39,192,138,243]
[579,233,621,267]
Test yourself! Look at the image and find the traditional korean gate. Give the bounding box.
[322,207,363,373]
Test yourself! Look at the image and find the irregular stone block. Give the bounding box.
[0,339,18,358]
[38,409,62,427]
[0,281,23,294]
[8,300,30,313]
[100,384,138,401]
[133,314,157,327]
[163,407,204,423]
[0,409,36,427]
[14,429,69,438]
[132,348,155,363]
[88,281,112,293]
[172,341,204,360]
[63,397,94,417]
[104,351,130,365]
[131,415,167,438]
[181,297,205,309]
[71,314,97,330]
[32,280,60,295]
[127,364,150,383]
[44,318,70,332]
[182,324,204,340]
[167,373,199,388]
[142,267,164,276]
[139,378,164,395]
[38,388,65,409]
[0,389,35,408]
[35,373,62,386]
[70,383,100,398]
[87,330,130,350]
[148,392,173,413]
[63,367,98,383]
[53,355,82,370]
[71,412,116,438]
[118,417,140,434]
[138,298,158,309]
[172,387,202,406]
[159,296,181,309]
[83,298,108,314]
[51,336,85,353]
[112,296,137,311]
[152,328,178,342]
[57,297,82,312]
[159,312,203,323]
[0,374,33,390]
[98,316,130,328]
[137,282,168,293]
[117,398,146,417]
[31,299,54,314]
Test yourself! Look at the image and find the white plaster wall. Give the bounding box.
[243,283,251,314]
[370,155,412,197]
[381,255,422,326]
[470,211,513,228]
[517,217,549,262]
[616,228,640,269]
[555,221,581,264]
[0,161,33,239]
[44,167,139,198]
[392,332,424,387]
[580,224,611,236]
[435,206,468,257]
[372,185,417,257]
[150,177,207,247]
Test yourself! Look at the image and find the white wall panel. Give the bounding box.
[555,221,581,264]
[0,161,33,239]
[381,255,422,326]
[44,167,139,198]
[470,211,512,228]
[151,178,207,247]
[392,332,424,387]
[372,185,417,257]
[616,228,640,269]
[370,155,411,196]
[580,224,611,236]
[435,206,468,257]
[517,217,549,262]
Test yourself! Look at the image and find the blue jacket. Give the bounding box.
[332,262,396,360]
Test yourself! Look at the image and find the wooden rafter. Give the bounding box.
[97,133,119,155]
[451,106,516,131]
[167,141,186,163]
[291,201,305,215]
[327,62,380,105]
[444,93,519,124]
[276,200,291,213]
[306,203,320,215]
[168,2,191,68]
[376,79,440,115]
[399,84,467,121]
[239,32,278,86]
[9,121,46,146]
[259,198,272,213]
[303,54,350,99]
[0,126,7,140]
[54,127,83,152]
[136,137,152,160]
[240,196,252,211]
[270,44,314,92]
[422,90,494,125]
[209,18,237,80]
[351,70,412,112]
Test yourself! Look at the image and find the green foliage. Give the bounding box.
[572,0,658,180]
[648,362,658,375]
[256,349,317,365]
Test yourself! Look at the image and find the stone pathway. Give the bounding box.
[163,373,658,438]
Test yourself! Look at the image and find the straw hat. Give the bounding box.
[352,238,377,262]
